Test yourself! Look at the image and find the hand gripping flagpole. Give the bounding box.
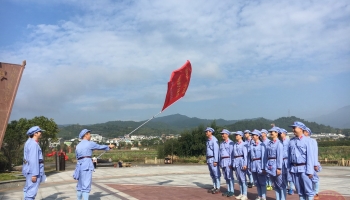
[125,60,192,137]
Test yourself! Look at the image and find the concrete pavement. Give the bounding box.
[0,165,349,199]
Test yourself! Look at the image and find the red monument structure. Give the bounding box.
[0,60,26,149]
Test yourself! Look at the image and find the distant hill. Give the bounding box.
[57,114,342,140]
[225,116,337,133]
[152,113,238,129]
[309,105,350,129]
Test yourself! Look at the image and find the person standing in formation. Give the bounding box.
[288,122,315,200]
[266,126,286,200]
[219,129,235,197]
[22,126,46,200]
[244,130,255,188]
[205,127,221,194]
[279,128,295,195]
[304,127,321,200]
[249,129,268,200]
[260,129,273,191]
[233,131,248,200]
[73,129,115,200]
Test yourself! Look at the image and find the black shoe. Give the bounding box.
[222,191,229,196]
[247,182,253,188]
[207,187,215,193]
[212,188,220,194]
[227,192,234,197]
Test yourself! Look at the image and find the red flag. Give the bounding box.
[162,60,192,111]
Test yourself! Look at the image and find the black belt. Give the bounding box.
[283,157,288,160]
[252,158,261,161]
[78,156,91,160]
[234,155,243,158]
[221,156,230,159]
[207,156,214,158]
[291,163,306,166]
[268,157,276,160]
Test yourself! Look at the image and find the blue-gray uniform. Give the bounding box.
[244,130,254,186]
[279,128,295,195]
[305,127,320,197]
[22,126,46,200]
[249,130,267,199]
[288,122,315,200]
[73,129,111,200]
[261,129,273,188]
[266,127,286,200]
[219,129,234,195]
[233,131,248,197]
[311,161,322,195]
[205,127,221,191]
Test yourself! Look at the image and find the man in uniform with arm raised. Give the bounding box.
[73,129,115,200]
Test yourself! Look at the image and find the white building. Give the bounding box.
[90,134,103,142]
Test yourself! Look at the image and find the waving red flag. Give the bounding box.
[126,60,192,137]
[162,60,192,111]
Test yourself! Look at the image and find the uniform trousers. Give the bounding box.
[235,167,247,196]
[291,172,315,200]
[207,162,221,189]
[24,175,41,200]
[270,174,286,200]
[76,170,93,192]
[252,172,267,198]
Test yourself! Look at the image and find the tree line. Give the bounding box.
[0,116,58,171]
[158,120,350,159]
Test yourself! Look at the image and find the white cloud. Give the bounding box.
[1,0,349,123]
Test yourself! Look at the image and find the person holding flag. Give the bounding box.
[73,129,115,200]
[205,127,221,194]
[219,129,235,197]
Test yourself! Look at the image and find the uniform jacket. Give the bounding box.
[249,140,267,173]
[73,140,109,180]
[219,139,234,167]
[265,139,283,176]
[288,135,314,175]
[206,136,219,164]
[22,138,44,177]
[232,141,248,168]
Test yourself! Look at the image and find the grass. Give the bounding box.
[0,172,23,182]
[319,146,350,160]
[65,149,158,163]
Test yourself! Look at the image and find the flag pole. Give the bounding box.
[126,111,162,137]
[125,98,183,137]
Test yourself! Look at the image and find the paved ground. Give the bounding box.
[0,165,349,200]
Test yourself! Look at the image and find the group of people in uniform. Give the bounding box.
[22,120,320,200]
[22,126,114,200]
[205,121,321,200]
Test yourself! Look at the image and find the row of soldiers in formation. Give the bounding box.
[22,127,114,199]
[205,121,320,200]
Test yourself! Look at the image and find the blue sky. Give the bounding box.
[1,0,349,125]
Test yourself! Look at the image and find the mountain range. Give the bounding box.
[58,109,349,139]
[308,105,350,129]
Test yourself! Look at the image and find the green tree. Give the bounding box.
[29,116,59,154]
[1,118,31,170]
